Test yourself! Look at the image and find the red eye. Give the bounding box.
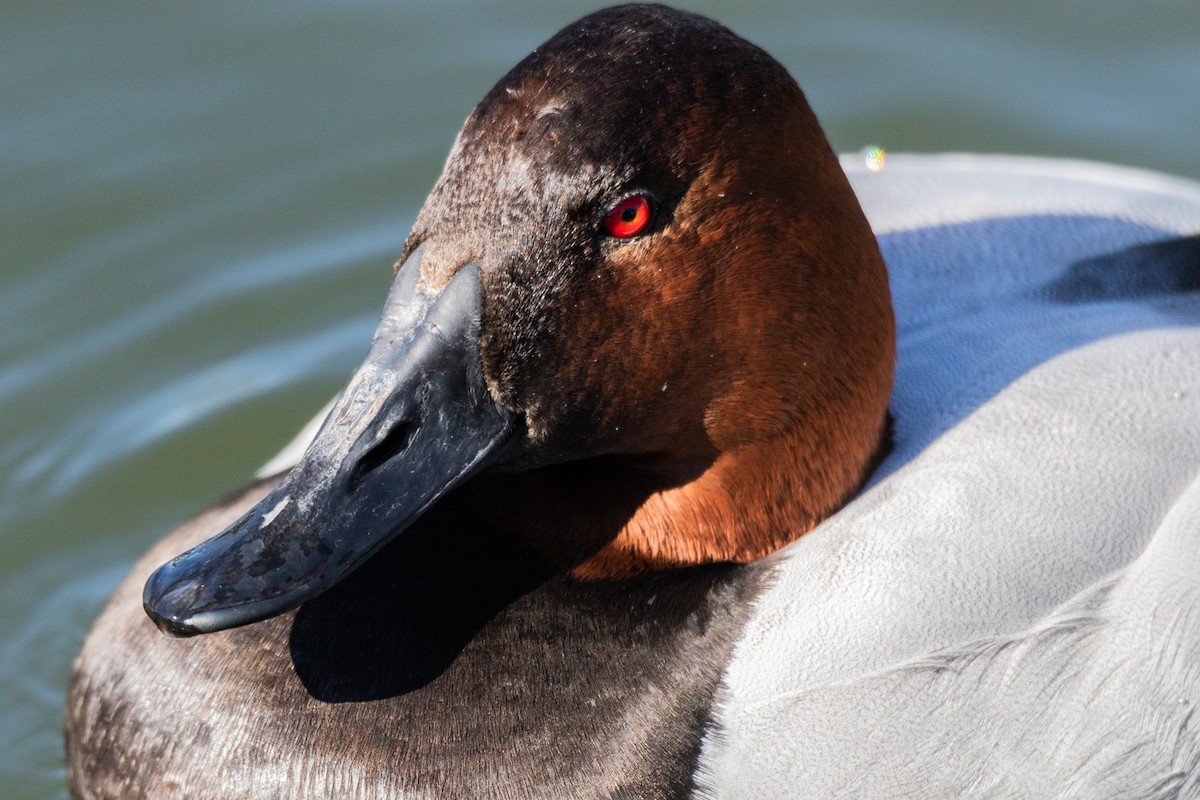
[603,194,654,239]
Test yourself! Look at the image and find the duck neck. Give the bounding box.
[468,409,890,579]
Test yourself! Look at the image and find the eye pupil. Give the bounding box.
[603,194,654,239]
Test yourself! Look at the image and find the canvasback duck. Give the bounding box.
[66,4,1200,798]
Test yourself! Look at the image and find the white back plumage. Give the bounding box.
[699,154,1200,799]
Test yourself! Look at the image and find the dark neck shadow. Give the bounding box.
[288,504,554,703]
[286,458,686,704]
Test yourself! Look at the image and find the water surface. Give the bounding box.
[3,1,1198,796]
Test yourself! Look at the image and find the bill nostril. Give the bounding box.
[349,419,415,491]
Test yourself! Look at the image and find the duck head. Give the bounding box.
[144,4,895,636]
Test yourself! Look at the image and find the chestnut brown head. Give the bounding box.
[144,4,895,635]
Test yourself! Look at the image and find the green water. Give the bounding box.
[2,1,1197,796]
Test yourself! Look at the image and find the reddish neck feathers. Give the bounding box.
[572,399,892,579]
[573,114,894,578]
